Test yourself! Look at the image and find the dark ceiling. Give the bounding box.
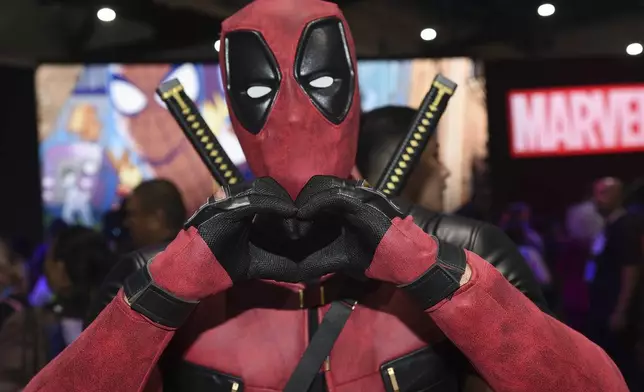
[1,0,643,65]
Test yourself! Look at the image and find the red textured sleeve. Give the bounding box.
[429,252,628,392]
[368,217,627,391]
[23,291,174,392]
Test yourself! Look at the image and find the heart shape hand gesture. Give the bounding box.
[147,175,409,302]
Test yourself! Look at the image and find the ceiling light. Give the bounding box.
[97,7,116,22]
[214,40,221,52]
[420,28,437,41]
[537,3,555,17]
[626,43,643,56]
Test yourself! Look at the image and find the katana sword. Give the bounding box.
[156,78,244,187]
[375,74,457,196]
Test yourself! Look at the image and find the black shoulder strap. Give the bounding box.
[283,300,356,392]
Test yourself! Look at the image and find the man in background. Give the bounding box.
[84,179,186,326]
[567,187,605,245]
[124,179,187,249]
[586,177,643,389]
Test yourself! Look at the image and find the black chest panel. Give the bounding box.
[162,361,244,392]
[380,344,462,392]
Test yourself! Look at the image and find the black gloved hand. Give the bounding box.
[296,175,468,312]
[186,177,302,282]
[295,175,405,278]
[148,177,299,300]
[179,176,348,285]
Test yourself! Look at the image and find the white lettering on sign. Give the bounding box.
[508,85,644,157]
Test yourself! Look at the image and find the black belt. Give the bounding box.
[227,275,380,311]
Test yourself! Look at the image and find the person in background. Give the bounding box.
[44,226,114,350]
[500,203,551,303]
[27,219,68,308]
[101,199,131,254]
[356,106,450,212]
[556,191,605,331]
[0,262,31,392]
[503,221,554,305]
[0,238,27,302]
[500,202,544,254]
[567,188,606,245]
[0,239,42,392]
[586,177,643,389]
[0,254,27,328]
[124,179,188,249]
[83,179,188,325]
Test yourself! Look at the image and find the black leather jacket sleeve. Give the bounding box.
[401,200,551,314]
[84,243,169,328]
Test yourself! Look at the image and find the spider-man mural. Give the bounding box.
[39,63,251,227]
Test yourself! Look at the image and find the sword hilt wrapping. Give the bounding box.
[156,78,244,187]
[375,74,457,196]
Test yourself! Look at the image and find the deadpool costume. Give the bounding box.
[26,1,626,391]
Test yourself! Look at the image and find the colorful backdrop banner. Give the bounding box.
[37,59,485,227]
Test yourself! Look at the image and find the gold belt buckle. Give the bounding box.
[298,285,327,308]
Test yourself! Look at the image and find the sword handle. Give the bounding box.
[156,78,244,187]
[375,74,457,196]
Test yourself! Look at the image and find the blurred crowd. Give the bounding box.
[0,178,187,391]
[2,105,644,390]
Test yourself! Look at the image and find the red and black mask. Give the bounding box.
[220,0,360,198]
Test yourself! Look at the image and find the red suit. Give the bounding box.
[25,1,626,391]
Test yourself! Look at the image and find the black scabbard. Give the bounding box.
[156,78,244,186]
[375,74,457,196]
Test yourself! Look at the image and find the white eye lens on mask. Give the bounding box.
[309,76,334,89]
[247,85,272,99]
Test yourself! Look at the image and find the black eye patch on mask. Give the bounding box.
[225,30,281,134]
[294,17,355,124]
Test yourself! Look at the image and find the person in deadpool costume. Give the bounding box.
[25,1,626,391]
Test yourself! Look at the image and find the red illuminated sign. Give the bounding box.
[507,84,644,157]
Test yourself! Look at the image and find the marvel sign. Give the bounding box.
[507,85,644,157]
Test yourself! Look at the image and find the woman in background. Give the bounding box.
[44,226,113,350]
